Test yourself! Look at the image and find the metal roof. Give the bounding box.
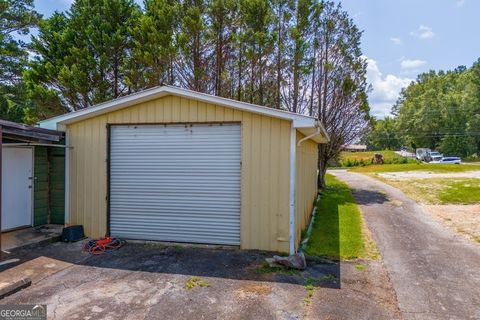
[39,86,329,143]
[0,119,64,143]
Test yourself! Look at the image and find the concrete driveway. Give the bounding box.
[1,240,399,319]
[331,170,480,320]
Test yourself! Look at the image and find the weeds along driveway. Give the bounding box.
[1,241,399,320]
[331,170,480,320]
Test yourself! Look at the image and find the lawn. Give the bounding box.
[338,150,415,167]
[351,163,480,173]
[380,178,480,204]
[304,174,376,260]
[440,180,480,204]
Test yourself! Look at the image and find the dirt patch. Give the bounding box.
[235,283,272,299]
[422,204,480,244]
[307,260,401,320]
[378,170,480,180]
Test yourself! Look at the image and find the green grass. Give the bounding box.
[438,180,480,204]
[304,174,366,260]
[351,163,480,173]
[341,150,402,161]
[355,264,366,272]
[374,177,480,204]
[253,261,299,275]
[338,150,416,167]
[184,276,210,290]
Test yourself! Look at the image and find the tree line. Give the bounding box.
[365,60,480,158]
[1,0,370,187]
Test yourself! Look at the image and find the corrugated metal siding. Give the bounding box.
[33,146,66,226]
[34,147,48,226]
[67,95,291,252]
[50,147,65,224]
[109,124,241,245]
[295,131,319,248]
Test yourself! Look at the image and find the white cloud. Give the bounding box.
[410,25,435,39]
[365,57,413,118]
[400,59,427,69]
[456,0,465,7]
[390,37,402,45]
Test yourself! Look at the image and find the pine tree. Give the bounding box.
[312,1,371,187]
[27,0,140,111]
[239,0,274,105]
[128,0,179,90]
[176,0,210,92]
[207,0,236,97]
[0,0,40,122]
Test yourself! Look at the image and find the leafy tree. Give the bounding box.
[365,117,402,151]
[0,0,40,122]
[312,1,371,187]
[176,0,210,92]
[27,0,141,113]
[128,0,179,90]
[271,0,293,109]
[239,0,275,105]
[284,0,312,113]
[394,60,480,157]
[207,0,236,97]
[438,135,475,157]
[17,0,371,186]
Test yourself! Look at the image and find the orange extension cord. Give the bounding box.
[83,237,125,255]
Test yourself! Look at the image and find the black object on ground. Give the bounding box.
[61,225,85,242]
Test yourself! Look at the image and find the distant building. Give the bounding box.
[343,144,367,152]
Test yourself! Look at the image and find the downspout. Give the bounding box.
[289,126,297,255]
[297,125,322,147]
[290,121,323,255]
[64,128,70,225]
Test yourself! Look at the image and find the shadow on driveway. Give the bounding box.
[351,189,389,206]
[1,240,341,289]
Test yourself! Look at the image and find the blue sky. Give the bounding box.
[34,0,480,118]
[340,0,480,118]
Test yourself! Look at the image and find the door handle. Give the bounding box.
[28,185,32,189]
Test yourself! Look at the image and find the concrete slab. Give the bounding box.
[1,225,63,251]
[0,242,401,319]
[0,256,72,291]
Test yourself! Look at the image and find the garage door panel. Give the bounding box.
[110,123,241,245]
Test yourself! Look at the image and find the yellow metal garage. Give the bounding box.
[40,86,328,253]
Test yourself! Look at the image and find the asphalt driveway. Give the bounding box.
[1,241,399,319]
[331,170,480,320]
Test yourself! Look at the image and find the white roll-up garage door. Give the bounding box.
[109,123,241,245]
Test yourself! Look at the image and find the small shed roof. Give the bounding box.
[0,119,64,143]
[39,86,329,143]
[343,144,367,151]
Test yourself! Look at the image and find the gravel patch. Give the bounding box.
[421,204,480,244]
[378,171,480,180]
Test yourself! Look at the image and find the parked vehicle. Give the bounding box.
[429,151,444,162]
[416,148,431,161]
[416,148,445,162]
[432,157,462,164]
[416,148,429,161]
